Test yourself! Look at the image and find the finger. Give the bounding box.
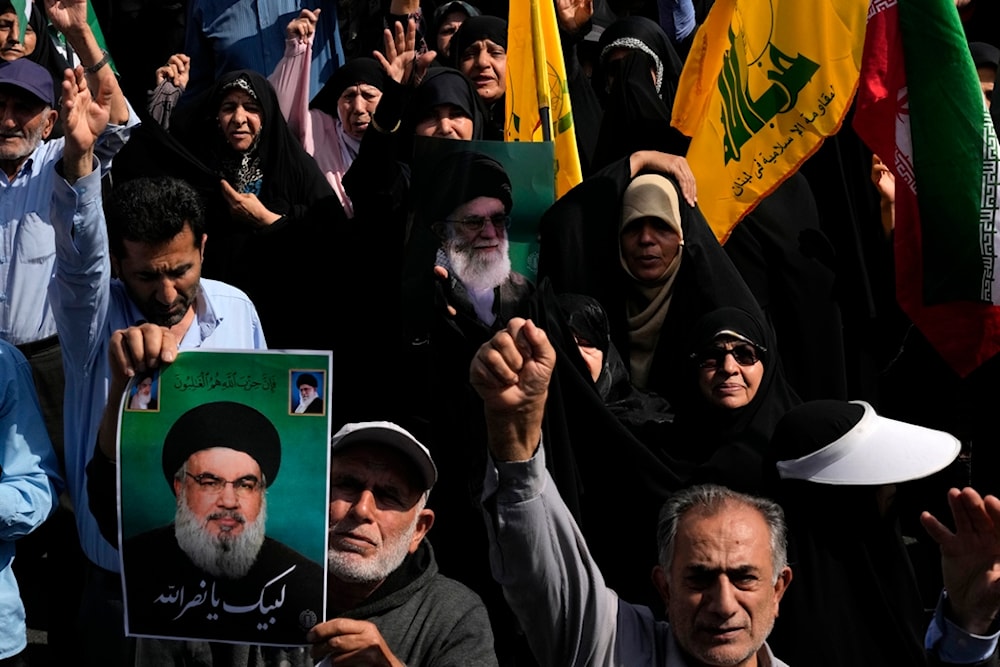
[381,28,396,61]
[433,265,449,280]
[920,510,955,546]
[108,329,138,378]
[519,319,556,367]
[470,352,518,388]
[394,20,406,52]
[957,487,995,536]
[373,50,392,74]
[405,17,416,53]
[949,487,979,537]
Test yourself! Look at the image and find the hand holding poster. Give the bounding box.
[117,350,331,646]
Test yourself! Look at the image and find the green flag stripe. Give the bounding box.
[900,0,985,303]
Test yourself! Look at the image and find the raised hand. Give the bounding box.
[629,150,698,206]
[60,66,110,181]
[921,487,1000,636]
[374,18,436,86]
[286,8,319,43]
[155,53,191,89]
[555,0,594,33]
[471,318,555,461]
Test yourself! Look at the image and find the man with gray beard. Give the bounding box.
[426,150,532,329]
[308,421,497,666]
[122,401,323,645]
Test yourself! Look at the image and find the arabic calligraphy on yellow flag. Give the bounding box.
[671,0,867,242]
[505,0,582,198]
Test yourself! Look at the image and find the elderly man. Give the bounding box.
[51,65,264,659]
[421,150,532,328]
[470,317,793,667]
[123,401,322,644]
[309,421,497,665]
[294,373,323,414]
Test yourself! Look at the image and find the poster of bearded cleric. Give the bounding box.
[116,349,331,645]
[410,136,555,283]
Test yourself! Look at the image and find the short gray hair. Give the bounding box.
[656,484,788,583]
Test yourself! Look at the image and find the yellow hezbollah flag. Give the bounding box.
[505,0,582,198]
[672,0,866,242]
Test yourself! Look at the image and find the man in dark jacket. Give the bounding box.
[311,421,497,666]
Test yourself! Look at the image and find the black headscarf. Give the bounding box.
[675,307,800,455]
[449,15,507,139]
[25,2,68,103]
[449,14,508,57]
[592,16,689,168]
[309,57,386,118]
[429,1,481,62]
[405,66,487,140]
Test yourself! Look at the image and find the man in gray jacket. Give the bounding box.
[470,317,791,667]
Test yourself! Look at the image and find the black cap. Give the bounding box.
[162,402,281,491]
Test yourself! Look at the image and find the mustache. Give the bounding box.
[0,130,25,139]
[207,510,246,525]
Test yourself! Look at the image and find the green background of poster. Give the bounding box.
[118,350,331,565]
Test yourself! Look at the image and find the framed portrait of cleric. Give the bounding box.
[411,136,555,283]
[124,369,160,412]
[289,370,326,416]
[115,349,332,646]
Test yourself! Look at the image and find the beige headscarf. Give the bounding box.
[619,174,684,388]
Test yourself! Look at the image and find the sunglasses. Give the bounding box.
[691,343,765,369]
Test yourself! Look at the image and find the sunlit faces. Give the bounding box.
[436,11,467,57]
[696,339,765,410]
[112,224,205,328]
[459,39,506,103]
[440,195,511,291]
[653,503,791,667]
[620,216,681,283]
[414,103,474,139]
[173,447,267,579]
[0,86,54,165]
[337,83,381,140]
[218,89,263,152]
[0,11,35,61]
[327,444,433,584]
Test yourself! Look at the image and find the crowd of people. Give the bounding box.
[0,0,998,665]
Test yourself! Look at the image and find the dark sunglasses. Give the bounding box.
[691,343,765,369]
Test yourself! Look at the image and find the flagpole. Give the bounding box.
[529,0,551,142]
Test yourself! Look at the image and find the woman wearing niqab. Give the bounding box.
[591,16,690,169]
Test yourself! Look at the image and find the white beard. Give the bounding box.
[327,512,420,584]
[174,488,267,580]
[445,234,511,292]
[130,392,151,410]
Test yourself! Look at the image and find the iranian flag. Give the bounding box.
[853,0,1000,377]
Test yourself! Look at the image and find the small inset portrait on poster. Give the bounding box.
[125,370,159,412]
[290,371,325,415]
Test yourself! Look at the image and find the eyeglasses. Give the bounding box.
[185,472,261,496]
[439,213,511,233]
[691,343,765,369]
